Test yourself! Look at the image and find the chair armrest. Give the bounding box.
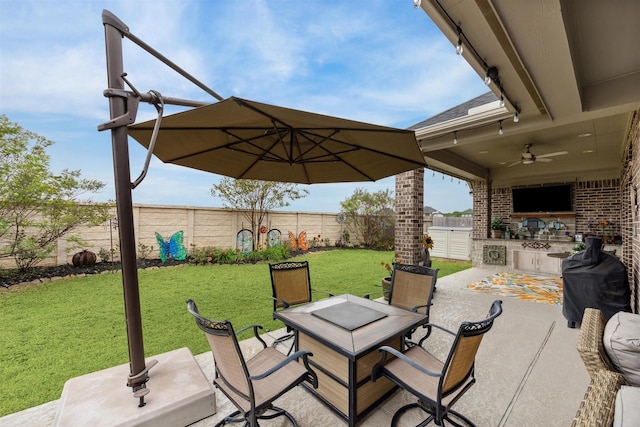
[248,350,318,388]
[577,308,616,380]
[271,296,290,309]
[371,345,442,382]
[416,322,455,346]
[571,369,624,427]
[409,304,429,313]
[311,288,334,297]
[363,291,384,300]
[235,324,267,349]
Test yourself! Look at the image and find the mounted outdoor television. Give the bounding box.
[512,184,573,213]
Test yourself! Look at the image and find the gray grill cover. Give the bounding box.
[562,237,631,325]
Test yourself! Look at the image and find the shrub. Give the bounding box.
[188,244,290,265]
[188,245,218,265]
[213,248,238,264]
[137,243,153,259]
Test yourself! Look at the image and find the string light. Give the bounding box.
[453,131,458,144]
[430,11,517,115]
[456,26,464,55]
[513,110,519,123]
[413,0,421,8]
[498,120,503,135]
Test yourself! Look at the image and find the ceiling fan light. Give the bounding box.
[522,158,534,165]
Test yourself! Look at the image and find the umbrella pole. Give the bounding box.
[102,12,149,405]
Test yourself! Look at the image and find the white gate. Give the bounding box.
[427,226,472,261]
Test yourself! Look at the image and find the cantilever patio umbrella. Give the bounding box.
[101,9,425,407]
[127,96,426,184]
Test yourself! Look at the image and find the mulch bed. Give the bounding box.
[0,259,188,289]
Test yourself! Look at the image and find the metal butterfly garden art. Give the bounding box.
[288,231,309,251]
[154,230,187,262]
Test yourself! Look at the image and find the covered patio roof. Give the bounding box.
[413,0,640,188]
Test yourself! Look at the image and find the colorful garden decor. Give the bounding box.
[72,250,97,267]
[154,231,187,263]
[288,231,309,251]
[236,228,253,254]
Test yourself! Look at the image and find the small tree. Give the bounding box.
[0,115,112,270]
[340,188,394,248]
[211,178,309,250]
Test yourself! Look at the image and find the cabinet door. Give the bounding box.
[536,254,561,274]
[514,251,537,272]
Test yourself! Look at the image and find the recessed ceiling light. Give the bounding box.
[578,133,593,138]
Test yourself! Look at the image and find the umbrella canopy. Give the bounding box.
[128,97,426,184]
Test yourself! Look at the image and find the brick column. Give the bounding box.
[471,180,491,239]
[395,168,424,265]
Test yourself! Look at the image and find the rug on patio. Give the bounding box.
[467,272,563,305]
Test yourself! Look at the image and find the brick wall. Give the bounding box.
[626,110,640,311]
[574,180,621,236]
[470,180,490,239]
[395,168,424,265]
[480,181,621,238]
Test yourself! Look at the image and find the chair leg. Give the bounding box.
[442,409,476,427]
[214,410,244,426]
[391,400,476,427]
[257,405,298,426]
[391,402,435,427]
[271,332,295,355]
[215,406,299,427]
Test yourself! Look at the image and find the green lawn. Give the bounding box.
[0,249,470,417]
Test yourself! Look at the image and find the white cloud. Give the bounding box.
[1,0,477,213]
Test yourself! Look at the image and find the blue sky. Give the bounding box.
[0,0,486,213]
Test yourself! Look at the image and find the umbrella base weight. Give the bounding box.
[53,347,216,427]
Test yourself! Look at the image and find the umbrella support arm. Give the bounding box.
[102,9,224,102]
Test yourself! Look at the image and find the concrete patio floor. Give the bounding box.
[0,267,588,426]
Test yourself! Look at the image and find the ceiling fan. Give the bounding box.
[507,144,568,167]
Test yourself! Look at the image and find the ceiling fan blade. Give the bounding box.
[536,151,569,159]
[536,157,553,162]
[507,160,522,167]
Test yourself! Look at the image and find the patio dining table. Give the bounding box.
[273,293,428,426]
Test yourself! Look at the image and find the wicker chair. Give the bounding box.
[269,261,333,353]
[187,299,318,427]
[371,300,503,427]
[572,308,627,427]
[366,263,439,339]
[576,308,618,380]
[571,369,625,427]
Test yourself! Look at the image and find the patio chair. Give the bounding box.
[366,263,439,339]
[269,260,333,353]
[187,299,318,427]
[371,300,503,427]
